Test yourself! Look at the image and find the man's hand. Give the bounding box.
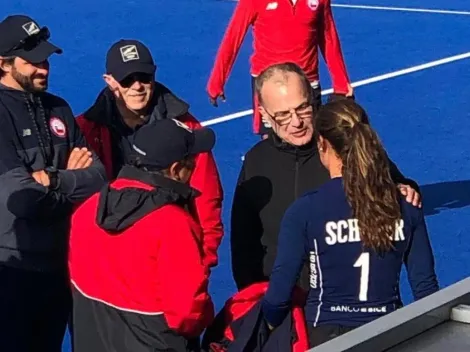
[209,93,226,107]
[67,147,93,170]
[31,170,50,187]
[398,184,422,208]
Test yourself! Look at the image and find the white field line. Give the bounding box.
[200,51,470,126]
[224,0,470,15]
[331,4,470,16]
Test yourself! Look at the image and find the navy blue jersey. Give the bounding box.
[262,177,438,328]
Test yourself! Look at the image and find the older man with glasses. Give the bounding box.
[230,62,422,292]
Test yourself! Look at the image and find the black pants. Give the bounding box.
[0,265,71,352]
[308,324,355,348]
[251,76,323,135]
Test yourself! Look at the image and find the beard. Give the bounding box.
[11,66,48,93]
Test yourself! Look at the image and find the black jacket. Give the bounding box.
[80,82,190,178]
[230,132,419,291]
[0,84,106,273]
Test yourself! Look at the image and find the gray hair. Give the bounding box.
[254,62,313,105]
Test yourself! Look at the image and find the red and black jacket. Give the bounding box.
[75,83,224,269]
[69,165,215,352]
[202,283,309,352]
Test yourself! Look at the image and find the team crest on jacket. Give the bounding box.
[49,117,67,138]
[307,0,319,10]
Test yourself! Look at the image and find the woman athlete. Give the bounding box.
[261,99,439,348]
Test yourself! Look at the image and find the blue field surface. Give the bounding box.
[2,1,470,350]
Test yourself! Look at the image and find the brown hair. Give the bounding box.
[254,62,312,105]
[315,100,400,252]
[0,57,15,78]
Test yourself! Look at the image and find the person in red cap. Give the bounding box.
[76,39,224,270]
[69,118,216,352]
[207,0,353,137]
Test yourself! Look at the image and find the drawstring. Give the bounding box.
[23,93,53,166]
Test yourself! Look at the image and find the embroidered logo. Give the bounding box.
[266,2,278,10]
[172,119,193,133]
[120,45,139,62]
[49,117,67,138]
[307,0,319,11]
[22,21,40,36]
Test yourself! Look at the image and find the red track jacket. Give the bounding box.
[207,0,350,132]
[76,84,224,268]
[202,282,308,352]
[69,166,214,351]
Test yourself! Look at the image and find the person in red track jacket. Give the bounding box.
[69,118,216,352]
[207,0,353,136]
[75,39,224,269]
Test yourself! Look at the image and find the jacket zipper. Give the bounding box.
[294,152,300,198]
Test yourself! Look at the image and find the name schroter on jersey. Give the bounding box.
[309,218,407,318]
[263,177,438,328]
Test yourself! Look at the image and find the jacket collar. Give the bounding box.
[83,81,190,126]
[268,131,317,158]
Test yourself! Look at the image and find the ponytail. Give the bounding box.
[342,122,400,252]
[316,100,401,253]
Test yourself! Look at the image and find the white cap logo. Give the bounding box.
[172,119,193,133]
[22,21,40,36]
[120,45,140,62]
[132,144,147,156]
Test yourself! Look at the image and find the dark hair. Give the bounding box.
[0,57,15,78]
[315,100,401,252]
[254,62,312,105]
[131,155,196,177]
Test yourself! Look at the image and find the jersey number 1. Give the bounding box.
[353,252,370,302]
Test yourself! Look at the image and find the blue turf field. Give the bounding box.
[2,1,470,350]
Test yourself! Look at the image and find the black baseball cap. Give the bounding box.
[131,119,216,171]
[106,39,156,82]
[0,15,62,64]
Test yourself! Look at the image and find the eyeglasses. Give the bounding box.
[120,73,153,88]
[5,26,50,54]
[264,102,314,126]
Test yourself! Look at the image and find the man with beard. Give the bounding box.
[231,62,422,292]
[0,15,107,351]
[76,39,224,270]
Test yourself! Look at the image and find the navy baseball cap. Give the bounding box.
[106,39,156,82]
[131,119,216,171]
[0,15,62,64]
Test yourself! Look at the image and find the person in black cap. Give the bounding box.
[0,14,107,351]
[0,14,62,91]
[76,39,224,271]
[69,118,216,352]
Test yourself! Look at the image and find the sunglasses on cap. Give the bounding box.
[4,26,51,55]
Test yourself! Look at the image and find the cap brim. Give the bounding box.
[113,63,156,82]
[190,127,216,155]
[14,40,62,64]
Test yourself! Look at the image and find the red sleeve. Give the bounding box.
[206,0,257,99]
[179,113,224,269]
[156,208,215,337]
[318,0,350,94]
[75,114,114,180]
